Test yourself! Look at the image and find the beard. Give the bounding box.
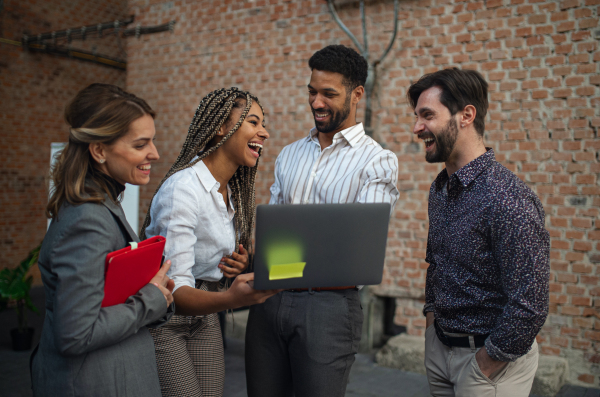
[426,118,458,163]
[312,94,351,133]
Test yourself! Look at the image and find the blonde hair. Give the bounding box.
[140,87,264,256]
[47,83,155,219]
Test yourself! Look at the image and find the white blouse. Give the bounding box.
[145,160,235,293]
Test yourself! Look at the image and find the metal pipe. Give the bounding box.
[326,0,364,54]
[23,16,134,44]
[122,21,176,37]
[360,0,368,60]
[374,0,399,66]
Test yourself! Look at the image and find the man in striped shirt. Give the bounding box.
[245,45,399,397]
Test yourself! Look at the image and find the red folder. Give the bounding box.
[101,236,166,307]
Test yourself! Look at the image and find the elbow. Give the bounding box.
[56,342,85,357]
[54,334,89,357]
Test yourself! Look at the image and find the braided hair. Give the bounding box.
[140,87,264,257]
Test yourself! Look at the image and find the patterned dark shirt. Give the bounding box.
[424,149,550,362]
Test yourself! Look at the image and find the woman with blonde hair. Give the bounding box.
[32,83,174,397]
[141,87,279,397]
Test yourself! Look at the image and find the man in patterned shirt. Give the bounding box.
[245,45,399,397]
[409,68,550,396]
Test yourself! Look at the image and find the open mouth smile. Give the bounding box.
[314,111,329,121]
[137,164,151,174]
[248,142,263,158]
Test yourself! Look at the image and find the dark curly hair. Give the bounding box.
[308,45,368,92]
[407,68,488,137]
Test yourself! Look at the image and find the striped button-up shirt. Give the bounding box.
[269,123,399,208]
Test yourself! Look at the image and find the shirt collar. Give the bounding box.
[307,123,365,148]
[192,160,219,192]
[434,148,495,190]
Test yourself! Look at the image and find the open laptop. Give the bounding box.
[253,203,391,290]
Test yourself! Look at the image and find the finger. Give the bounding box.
[237,272,254,282]
[166,279,175,293]
[156,260,171,277]
[231,252,248,262]
[221,266,242,278]
[239,244,248,255]
[158,286,173,306]
[220,258,245,270]
[229,251,248,263]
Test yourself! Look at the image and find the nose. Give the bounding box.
[149,140,160,161]
[311,94,326,110]
[259,127,270,140]
[413,118,425,135]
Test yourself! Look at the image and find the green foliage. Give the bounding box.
[0,245,41,332]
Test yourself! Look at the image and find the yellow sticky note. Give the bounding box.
[269,262,306,280]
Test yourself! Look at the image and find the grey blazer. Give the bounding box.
[32,194,173,397]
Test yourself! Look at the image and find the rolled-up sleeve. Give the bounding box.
[148,178,200,293]
[357,151,399,211]
[485,195,550,361]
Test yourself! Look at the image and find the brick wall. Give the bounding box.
[126,0,599,386]
[0,0,127,279]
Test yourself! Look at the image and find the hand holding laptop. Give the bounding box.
[227,273,282,308]
[149,260,175,308]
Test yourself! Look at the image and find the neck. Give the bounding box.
[444,131,487,176]
[202,150,238,192]
[316,114,357,150]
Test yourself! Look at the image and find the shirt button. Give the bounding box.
[304,200,309,204]
[311,172,316,178]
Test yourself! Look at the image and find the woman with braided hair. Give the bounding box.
[141,87,279,397]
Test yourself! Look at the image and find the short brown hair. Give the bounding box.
[407,68,488,137]
[47,83,155,219]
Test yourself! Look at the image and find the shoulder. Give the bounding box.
[357,137,398,166]
[278,137,311,158]
[56,200,114,227]
[485,162,545,218]
[42,202,119,259]
[155,168,202,201]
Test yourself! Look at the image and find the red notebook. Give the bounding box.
[101,236,166,307]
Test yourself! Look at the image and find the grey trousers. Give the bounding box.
[245,289,363,397]
[425,324,539,397]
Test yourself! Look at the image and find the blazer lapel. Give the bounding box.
[101,197,141,243]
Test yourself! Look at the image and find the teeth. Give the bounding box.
[423,138,434,143]
[248,142,263,149]
[138,164,151,170]
[316,113,328,117]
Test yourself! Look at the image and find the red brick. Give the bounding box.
[578,374,595,384]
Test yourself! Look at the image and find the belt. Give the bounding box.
[434,320,489,349]
[287,286,357,292]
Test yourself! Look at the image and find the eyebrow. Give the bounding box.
[415,107,435,116]
[247,114,261,121]
[132,137,152,142]
[307,84,339,94]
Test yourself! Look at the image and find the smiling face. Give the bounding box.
[97,114,159,185]
[219,101,269,168]
[413,86,459,164]
[308,69,356,134]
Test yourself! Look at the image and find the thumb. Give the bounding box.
[156,259,171,277]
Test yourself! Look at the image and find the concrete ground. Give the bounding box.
[1,286,598,397]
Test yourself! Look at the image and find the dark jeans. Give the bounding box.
[245,289,363,397]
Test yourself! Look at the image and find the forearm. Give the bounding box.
[173,286,239,316]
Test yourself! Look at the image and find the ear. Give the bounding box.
[459,104,476,128]
[352,86,365,105]
[89,142,107,164]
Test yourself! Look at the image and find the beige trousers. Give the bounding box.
[424,324,539,397]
